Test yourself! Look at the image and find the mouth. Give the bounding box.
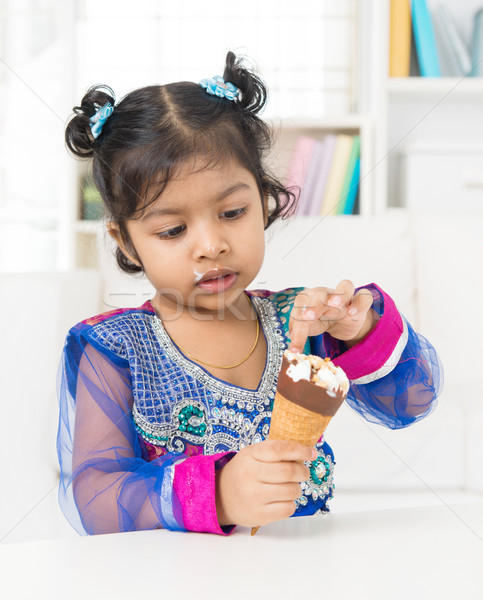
[196,268,238,293]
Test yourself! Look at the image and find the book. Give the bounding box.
[410,22,422,76]
[304,134,337,215]
[433,9,463,76]
[284,136,317,215]
[337,136,360,215]
[341,158,360,215]
[411,0,441,76]
[471,8,483,76]
[319,134,354,216]
[298,139,326,215]
[389,0,412,77]
[433,3,471,76]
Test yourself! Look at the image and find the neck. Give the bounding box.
[152,290,255,324]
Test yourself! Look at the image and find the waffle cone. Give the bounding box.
[251,392,333,536]
[268,390,333,447]
[251,351,348,535]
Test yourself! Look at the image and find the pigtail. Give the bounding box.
[223,51,267,115]
[65,85,115,158]
[221,51,298,221]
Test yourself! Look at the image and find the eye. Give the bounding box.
[221,207,248,220]
[157,225,186,240]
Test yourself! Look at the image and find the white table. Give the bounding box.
[1,502,482,600]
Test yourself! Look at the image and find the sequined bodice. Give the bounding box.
[134,293,288,454]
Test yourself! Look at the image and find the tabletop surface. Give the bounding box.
[1,501,482,600]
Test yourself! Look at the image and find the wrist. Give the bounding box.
[215,468,231,527]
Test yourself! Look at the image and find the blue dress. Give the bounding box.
[57,285,442,535]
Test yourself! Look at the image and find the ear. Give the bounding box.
[106,222,142,267]
[262,192,270,227]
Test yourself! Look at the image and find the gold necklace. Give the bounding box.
[175,318,259,369]
[173,294,260,370]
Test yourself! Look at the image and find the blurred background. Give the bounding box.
[1,0,482,544]
[0,0,357,273]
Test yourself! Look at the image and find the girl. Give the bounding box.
[58,51,442,535]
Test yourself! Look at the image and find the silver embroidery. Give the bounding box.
[295,448,335,511]
[132,295,287,454]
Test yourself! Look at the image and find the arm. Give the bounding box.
[57,332,232,535]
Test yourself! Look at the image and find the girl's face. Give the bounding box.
[111,159,268,319]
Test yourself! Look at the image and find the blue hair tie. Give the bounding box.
[89,102,114,139]
[199,76,240,101]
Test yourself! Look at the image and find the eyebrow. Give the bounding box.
[141,182,251,221]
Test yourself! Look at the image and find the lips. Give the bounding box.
[196,267,237,285]
[196,268,238,293]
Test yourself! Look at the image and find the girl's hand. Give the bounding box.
[288,279,378,353]
[215,440,314,528]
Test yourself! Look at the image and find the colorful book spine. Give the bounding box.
[342,158,360,215]
[411,0,441,76]
[305,134,337,216]
[298,140,326,215]
[319,134,354,216]
[471,9,483,76]
[284,136,317,215]
[434,3,471,76]
[389,0,412,77]
[337,136,360,215]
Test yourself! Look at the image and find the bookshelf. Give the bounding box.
[371,0,483,209]
[72,0,483,268]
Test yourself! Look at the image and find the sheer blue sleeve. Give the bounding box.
[310,284,443,430]
[56,328,186,534]
[344,316,443,429]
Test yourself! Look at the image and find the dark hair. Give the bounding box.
[65,51,297,273]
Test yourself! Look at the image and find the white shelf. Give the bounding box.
[388,77,483,99]
[270,115,371,131]
[75,220,104,234]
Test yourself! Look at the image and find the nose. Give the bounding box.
[192,221,229,260]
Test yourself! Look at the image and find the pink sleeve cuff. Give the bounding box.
[323,283,407,383]
[173,451,236,535]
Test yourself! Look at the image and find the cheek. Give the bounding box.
[246,226,266,266]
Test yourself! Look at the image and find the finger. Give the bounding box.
[288,319,311,354]
[327,279,355,309]
[256,500,298,526]
[290,288,336,322]
[252,439,316,464]
[288,288,332,352]
[289,290,319,328]
[259,482,303,504]
[258,460,310,484]
[347,288,374,318]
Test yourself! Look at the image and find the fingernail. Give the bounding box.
[291,347,300,354]
[302,309,316,320]
[329,296,342,307]
[348,306,357,316]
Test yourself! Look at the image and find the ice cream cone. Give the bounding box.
[250,351,348,536]
[268,390,333,447]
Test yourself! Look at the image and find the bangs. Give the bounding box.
[109,122,259,220]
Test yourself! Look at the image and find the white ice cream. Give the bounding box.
[284,350,349,396]
[314,364,349,396]
[286,359,312,383]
